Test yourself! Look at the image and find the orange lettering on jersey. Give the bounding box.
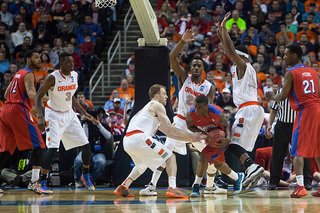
[57,84,77,91]
[184,86,204,97]
[232,72,235,78]
[158,149,164,155]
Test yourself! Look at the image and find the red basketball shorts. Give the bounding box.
[201,145,227,164]
[0,104,45,154]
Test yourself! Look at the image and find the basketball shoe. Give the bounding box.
[114,185,134,197]
[35,180,54,195]
[80,174,95,191]
[0,188,3,194]
[242,164,264,190]
[166,187,188,198]
[204,183,227,194]
[139,182,157,196]
[190,184,200,197]
[290,184,308,198]
[28,181,38,191]
[311,190,320,197]
[234,172,245,195]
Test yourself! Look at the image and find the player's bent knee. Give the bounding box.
[213,161,223,168]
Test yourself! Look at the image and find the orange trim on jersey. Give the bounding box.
[58,69,71,80]
[239,101,259,110]
[191,76,205,86]
[126,130,144,137]
[234,133,241,137]
[177,114,186,120]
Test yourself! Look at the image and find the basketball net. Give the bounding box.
[96,0,117,8]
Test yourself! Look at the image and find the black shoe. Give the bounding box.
[305,182,312,190]
[215,176,228,189]
[268,183,277,190]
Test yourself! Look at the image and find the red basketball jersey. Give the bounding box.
[5,67,35,110]
[288,64,320,111]
[190,104,224,132]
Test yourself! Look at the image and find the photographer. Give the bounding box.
[74,106,113,187]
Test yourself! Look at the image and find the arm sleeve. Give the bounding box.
[97,123,112,139]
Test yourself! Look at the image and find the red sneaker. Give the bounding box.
[311,190,320,197]
[166,187,188,198]
[114,185,134,197]
[290,184,308,198]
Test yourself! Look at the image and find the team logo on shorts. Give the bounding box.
[71,76,74,83]
[200,85,205,92]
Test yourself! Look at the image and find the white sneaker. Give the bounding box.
[0,188,3,194]
[28,181,37,191]
[242,164,264,190]
[139,182,157,196]
[204,183,227,194]
[75,181,84,188]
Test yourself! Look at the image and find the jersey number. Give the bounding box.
[65,92,71,101]
[10,80,18,94]
[303,80,315,94]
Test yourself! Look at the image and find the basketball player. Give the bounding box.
[266,44,320,198]
[186,95,244,196]
[218,12,265,190]
[114,84,205,197]
[34,53,98,194]
[0,50,48,194]
[140,29,216,198]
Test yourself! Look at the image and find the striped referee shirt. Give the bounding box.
[271,89,297,123]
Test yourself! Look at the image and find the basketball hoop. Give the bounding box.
[96,0,117,8]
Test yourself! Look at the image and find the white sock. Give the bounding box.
[193,175,203,186]
[206,174,215,188]
[151,170,162,187]
[296,175,304,186]
[122,167,141,188]
[121,177,133,189]
[31,168,40,183]
[169,176,176,188]
[227,170,239,181]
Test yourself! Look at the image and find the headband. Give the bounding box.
[236,50,249,59]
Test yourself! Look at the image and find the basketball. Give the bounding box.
[205,129,225,148]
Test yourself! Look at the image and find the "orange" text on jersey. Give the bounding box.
[58,84,76,91]
[185,87,204,96]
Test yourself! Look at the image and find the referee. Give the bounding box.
[266,89,312,190]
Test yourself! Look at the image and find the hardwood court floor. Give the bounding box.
[1,187,320,212]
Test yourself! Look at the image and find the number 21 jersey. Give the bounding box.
[288,64,320,111]
[47,70,78,112]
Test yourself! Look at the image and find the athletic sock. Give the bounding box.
[121,177,133,189]
[169,176,176,188]
[206,175,215,188]
[227,170,239,181]
[31,168,40,183]
[193,175,203,186]
[296,175,304,186]
[151,170,162,187]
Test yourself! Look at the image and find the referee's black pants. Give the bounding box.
[269,121,312,185]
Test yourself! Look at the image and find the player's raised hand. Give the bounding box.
[190,132,207,142]
[182,29,195,43]
[216,138,230,148]
[265,91,275,100]
[219,11,231,29]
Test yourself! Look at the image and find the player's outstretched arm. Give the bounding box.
[216,113,231,148]
[266,71,293,102]
[169,29,194,85]
[218,12,247,79]
[72,96,98,124]
[153,102,205,142]
[35,75,55,132]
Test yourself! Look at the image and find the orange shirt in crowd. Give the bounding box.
[304,0,320,13]
[296,30,316,43]
[210,70,226,85]
[276,31,295,42]
[34,70,48,83]
[32,13,53,28]
[219,81,232,93]
[248,44,258,56]
[267,74,282,86]
[257,72,267,83]
[172,33,182,43]
[110,87,135,100]
[257,88,264,99]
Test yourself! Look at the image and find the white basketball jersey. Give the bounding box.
[47,70,78,112]
[231,63,258,108]
[177,75,212,117]
[127,101,161,136]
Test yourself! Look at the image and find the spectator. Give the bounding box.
[71,3,85,25]
[57,12,77,34]
[234,0,249,22]
[16,52,25,69]
[305,51,320,67]
[0,52,9,74]
[157,2,173,23]
[312,62,320,74]
[186,13,207,34]
[89,2,113,36]
[14,36,31,57]
[121,59,135,80]
[107,98,124,119]
[202,35,214,52]
[276,22,294,44]
[74,91,93,114]
[32,3,52,29]
[51,0,71,12]
[241,26,260,47]
[285,14,298,35]
[219,71,232,94]
[156,0,176,12]
[199,44,211,67]
[289,6,302,25]
[171,12,186,35]
[269,0,286,23]
[57,24,77,44]
[250,3,266,24]
[167,22,182,43]
[74,106,112,187]
[126,74,135,89]
[226,9,246,34]
[302,2,319,23]
[229,23,242,47]
[38,53,53,80]
[216,88,236,109]
[0,2,13,27]
[297,20,316,44]
[198,6,212,23]
[286,0,305,14]
[110,78,135,100]
[259,24,275,44]
[256,53,269,73]
[51,1,65,24]
[197,0,215,13]
[36,12,57,37]
[298,33,314,53]
[177,2,190,20]
[11,22,33,48]
[42,42,59,68]
[9,1,31,15]
[210,62,226,86]
[206,11,221,33]
[9,64,18,75]
[247,14,262,32]
[267,65,282,86]
[267,12,280,35]
[305,0,320,13]
[17,5,32,25]
[104,89,126,111]
[263,78,273,95]
[66,42,82,72]
[0,70,11,100]
[253,62,267,85]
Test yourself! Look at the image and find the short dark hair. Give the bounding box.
[235,45,249,55]
[286,44,302,60]
[41,52,50,63]
[195,95,208,104]
[59,52,72,63]
[4,70,11,75]
[24,50,38,63]
[190,56,204,64]
[148,84,166,100]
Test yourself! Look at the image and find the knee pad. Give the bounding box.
[228,144,247,159]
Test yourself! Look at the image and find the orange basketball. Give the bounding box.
[205,128,225,148]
